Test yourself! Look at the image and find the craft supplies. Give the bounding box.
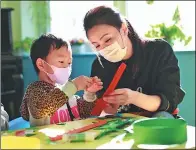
[15,130,25,136]
[63,131,99,142]
[15,129,35,137]
[1,136,40,149]
[48,120,107,142]
[67,120,107,134]
[91,63,127,116]
[94,118,134,140]
[125,118,187,145]
[49,135,63,141]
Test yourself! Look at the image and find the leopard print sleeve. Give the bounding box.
[23,81,69,119]
[76,95,96,119]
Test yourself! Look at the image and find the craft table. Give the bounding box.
[1,113,195,149]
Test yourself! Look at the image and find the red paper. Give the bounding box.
[15,130,25,136]
[91,63,127,116]
[49,135,63,141]
[48,120,107,141]
[67,120,107,134]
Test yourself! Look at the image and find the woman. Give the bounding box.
[83,6,185,118]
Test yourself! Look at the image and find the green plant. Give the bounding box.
[29,1,51,36]
[145,6,192,46]
[146,0,154,5]
[14,37,35,53]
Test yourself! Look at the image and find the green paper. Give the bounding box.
[96,119,134,130]
[25,133,36,137]
[7,130,14,133]
[70,133,85,142]
[63,132,98,142]
[57,123,66,125]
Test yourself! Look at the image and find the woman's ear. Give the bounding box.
[36,58,45,72]
[121,23,128,36]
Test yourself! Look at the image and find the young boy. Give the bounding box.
[20,34,102,127]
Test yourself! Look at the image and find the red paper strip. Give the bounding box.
[15,130,25,136]
[49,135,63,141]
[91,63,127,116]
[172,108,179,115]
[49,120,107,141]
[67,120,107,134]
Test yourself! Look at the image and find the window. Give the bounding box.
[50,1,113,41]
[126,1,195,51]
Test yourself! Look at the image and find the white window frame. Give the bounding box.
[49,1,113,42]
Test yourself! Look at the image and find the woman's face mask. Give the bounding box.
[43,61,72,85]
[99,41,127,62]
[97,28,127,63]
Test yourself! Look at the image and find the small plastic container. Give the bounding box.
[131,118,187,145]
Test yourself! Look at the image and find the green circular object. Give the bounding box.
[132,118,187,145]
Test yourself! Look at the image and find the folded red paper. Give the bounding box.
[91,63,127,116]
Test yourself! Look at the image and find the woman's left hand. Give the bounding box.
[103,88,137,105]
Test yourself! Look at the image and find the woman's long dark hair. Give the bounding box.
[83,6,143,54]
[83,5,145,77]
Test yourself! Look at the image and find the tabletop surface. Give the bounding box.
[1,113,195,149]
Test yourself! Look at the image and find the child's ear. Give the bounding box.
[36,58,45,72]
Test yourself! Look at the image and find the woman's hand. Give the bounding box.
[86,76,103,93]
[103,88,161,112]
[103,88,138,105]
[103,104,120,114]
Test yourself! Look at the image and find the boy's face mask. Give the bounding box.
[43,61,72,85]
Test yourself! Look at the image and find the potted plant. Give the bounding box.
[29,1,51,36]
[145,6,192,47]
[13,37,35,55]
[146,0,154,5]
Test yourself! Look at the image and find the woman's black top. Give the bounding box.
[90,39,185,114]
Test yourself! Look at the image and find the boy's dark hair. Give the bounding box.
[30,34,68,73]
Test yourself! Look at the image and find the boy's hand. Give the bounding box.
[86,76,103,93]
[72,76,93,91]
